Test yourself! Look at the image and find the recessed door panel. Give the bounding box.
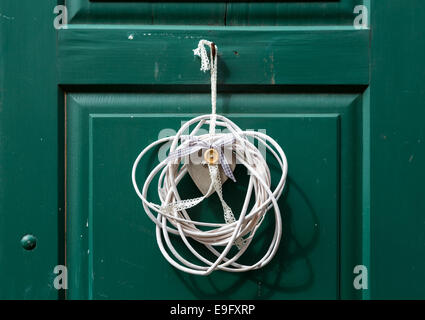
[66,92,364,299]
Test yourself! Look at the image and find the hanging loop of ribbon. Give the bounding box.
[193,40,218,137]
[193,40,217,73]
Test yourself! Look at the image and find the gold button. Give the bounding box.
[204,148,219,165]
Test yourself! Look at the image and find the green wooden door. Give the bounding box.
[1,1,424,300]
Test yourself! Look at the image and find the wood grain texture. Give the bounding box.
[69,0,361,26]
[68,1,226,25]
[2,0,425,300]
[0,0,62,299]
[226,0,361,26]
[66,92,364,299]
[58,27,369,85]
[370,0,425,299]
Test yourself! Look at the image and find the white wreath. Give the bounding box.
[132,40,288,275]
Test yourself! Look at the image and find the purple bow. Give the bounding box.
[166,135,236,182]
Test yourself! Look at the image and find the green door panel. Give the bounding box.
[66,93,364,299]
[68,0,364,26]
[68,1,226,25]
[227,1,364,26]
[369,1,425,299]
[58,27,369,85]
[3,0,425,300]
[0,0,62,300]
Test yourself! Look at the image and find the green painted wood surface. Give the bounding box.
[68,1,226,26]
[369,1,425,299]
[58,26,369,85]
[68,0,362,26]
[1,0,424,300]
[0,0,63,299]
[66,93,364,299]
[226,1,363,26]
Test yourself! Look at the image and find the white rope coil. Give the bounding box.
[131,40,288,275]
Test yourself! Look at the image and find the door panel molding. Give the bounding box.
[66,92,365,299]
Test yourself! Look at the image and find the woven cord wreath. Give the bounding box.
[132,40,288,275]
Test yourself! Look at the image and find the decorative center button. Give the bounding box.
[204,148,219,165]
